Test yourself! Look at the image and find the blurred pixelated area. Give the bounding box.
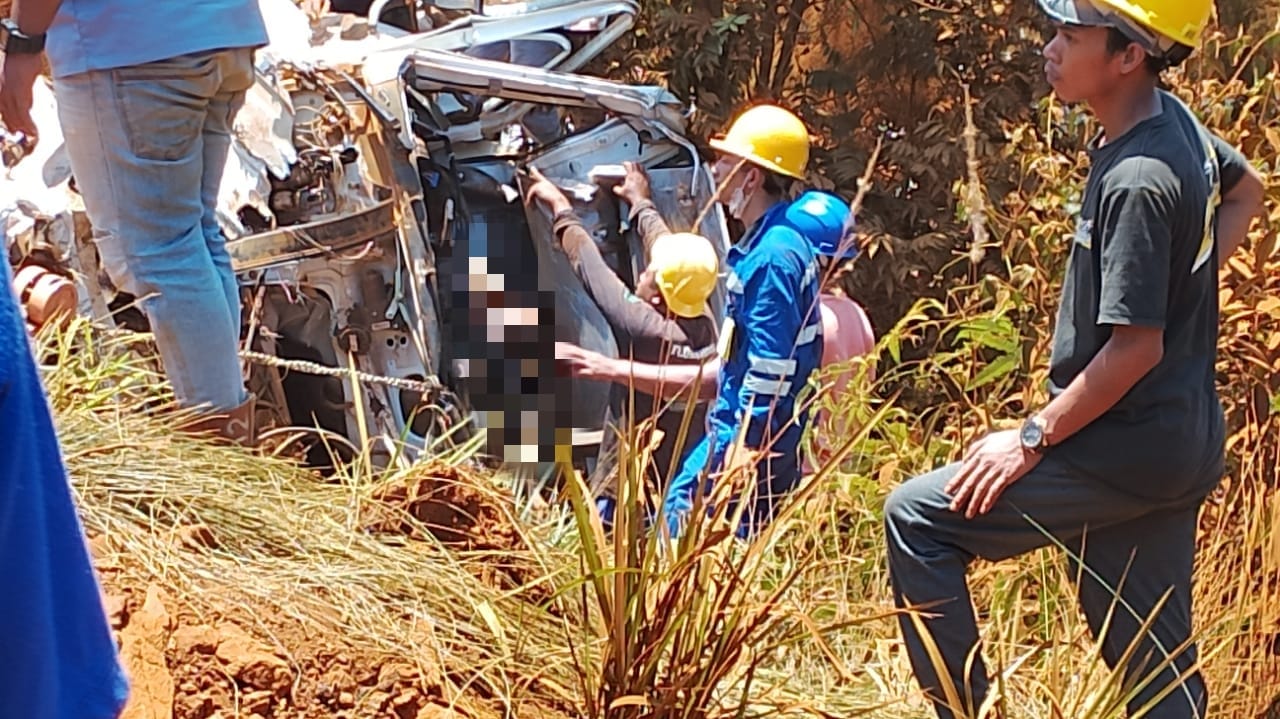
[444,230,570,471]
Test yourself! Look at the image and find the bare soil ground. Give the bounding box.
[87,463,566,719]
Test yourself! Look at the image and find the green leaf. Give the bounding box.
[955,316,1020,355]
[712,13,748,34]
[965,353,1019,391]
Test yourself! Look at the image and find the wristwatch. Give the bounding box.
[1019,415,1050,454]
[0,18,46,55]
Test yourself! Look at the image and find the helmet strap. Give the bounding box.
[1163,43,1194,68]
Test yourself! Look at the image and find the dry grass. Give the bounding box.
[37,241,1279,719]
[37,319,583,717]
[26,14,1280,719]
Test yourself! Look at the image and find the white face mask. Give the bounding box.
[726,183,749,220]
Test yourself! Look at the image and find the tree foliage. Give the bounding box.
[600,0,1276,334]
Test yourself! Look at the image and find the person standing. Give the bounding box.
[0,0,270,445]
[883,2,1265,717]
[781,190,876,472]
[524,165,718,526]
[659,103,825,539]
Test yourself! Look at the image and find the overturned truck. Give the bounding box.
[1,0,731,477]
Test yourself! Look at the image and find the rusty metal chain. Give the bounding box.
[238,350,443,394]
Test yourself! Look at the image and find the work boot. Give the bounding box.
[177,393,258,448]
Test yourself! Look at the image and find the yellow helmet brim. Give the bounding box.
[708,137,807,181]
[663,294,709,319]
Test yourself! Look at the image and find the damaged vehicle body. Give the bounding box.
[1,0,731,477]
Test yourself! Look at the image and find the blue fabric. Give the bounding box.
[661,200,824,538]
[46,0,269,78]
[0,265,130,719]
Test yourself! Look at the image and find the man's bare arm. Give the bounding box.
[1217,163,1265,267]
[946,324,1165,518]
[602,355,719,401]
[0,1,64,139]
[557,342,719,401]
[1037,324,1163,445]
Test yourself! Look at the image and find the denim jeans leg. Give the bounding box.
[201,48,257,333]
[54,51,249,412]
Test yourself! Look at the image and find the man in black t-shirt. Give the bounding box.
[524,165,719,526]
[883,2,1266,718]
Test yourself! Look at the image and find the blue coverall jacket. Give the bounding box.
[660,199,824,538]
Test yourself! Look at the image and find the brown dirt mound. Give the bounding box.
[360,464,521,552]
[98,570,474,719]
[81,460,569,719]
[359,464,552,604]
[87,529,571,719]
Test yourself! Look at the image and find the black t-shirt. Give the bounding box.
[1047,90,1250,501]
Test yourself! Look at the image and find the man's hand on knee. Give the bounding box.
[944,429,1042,519]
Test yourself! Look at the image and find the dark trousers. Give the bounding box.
[885,455,1211,719]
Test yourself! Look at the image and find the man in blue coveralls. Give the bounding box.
[562,104,824,539]
[669,104,824,538]
[559,104,826,539]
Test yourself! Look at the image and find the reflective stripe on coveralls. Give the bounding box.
[661,199,824,538]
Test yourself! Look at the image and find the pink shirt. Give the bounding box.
[819,294,876,393]
[805,294,875,473]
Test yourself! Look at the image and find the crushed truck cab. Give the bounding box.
[1,0,731,477]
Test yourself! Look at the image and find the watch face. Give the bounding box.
[1020,420,1043,449]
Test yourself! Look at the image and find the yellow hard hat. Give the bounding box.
[648,232,719,319]
[1038,0,1211,54]
[708,104,810,181]
[1095,0,1211,48]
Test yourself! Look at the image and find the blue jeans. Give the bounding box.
[54,48,255,411]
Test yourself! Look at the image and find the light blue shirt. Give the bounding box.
[46,0,270,78]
